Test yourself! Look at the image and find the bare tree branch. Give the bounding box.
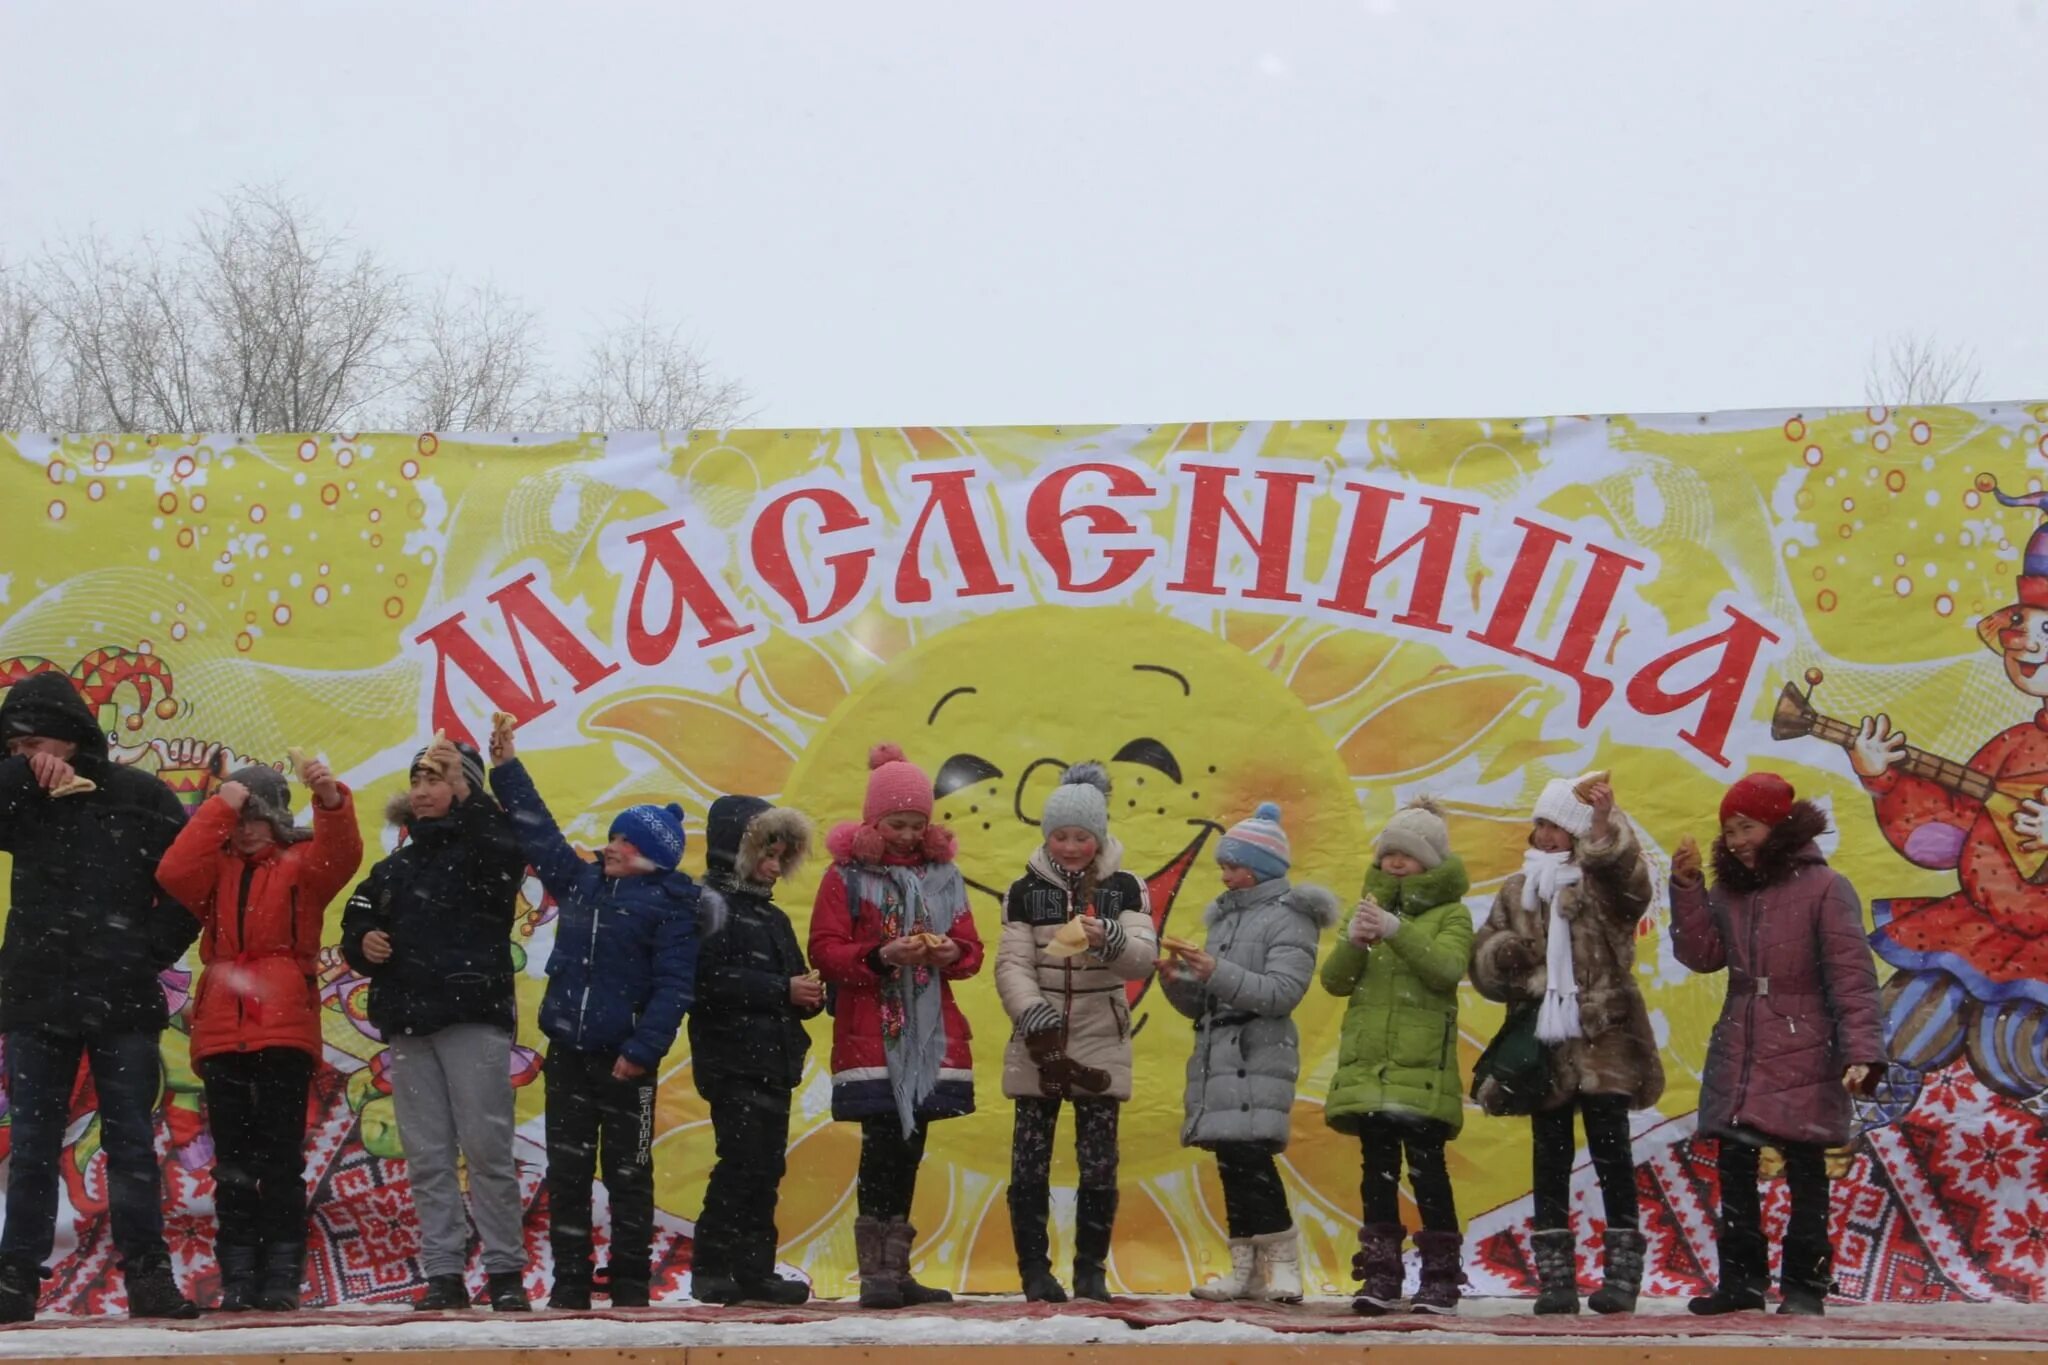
[567,307,752,433]
[406,280,553,430]
[1,188,750,435]
[1865,333,1982,407]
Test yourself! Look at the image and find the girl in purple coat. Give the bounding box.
[1670,772,1885,1317]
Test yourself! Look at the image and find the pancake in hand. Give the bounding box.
[1045,919,1091,959]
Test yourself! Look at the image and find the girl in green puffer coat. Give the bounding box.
[1320,797,1473,1317]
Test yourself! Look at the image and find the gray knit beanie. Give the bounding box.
[1041,761,1111,842]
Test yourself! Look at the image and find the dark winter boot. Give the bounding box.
[215,1243,260,1312]
[1350,1223,1406,1317]
[1689,1225,1768,1315]
[854,1215,904,1310]
[1070,1186,1118,1302]
[486,1270,531,1312]
[1410,1229,1464,1315]
[1778,1234,1833,1317]
[414,1273,471,1310]
[253,1242,305,1311]
[1009,1183,1066,1303]
[1529,1228,1580,1316]
[0,1254,43,1324]
[1586,1227,1647,1315]
[605,1264,649,1309]
[124,1251,200,1319]
[550,1263,592,1310]
[740,1272,812,1306]
[887,1221,952,1306]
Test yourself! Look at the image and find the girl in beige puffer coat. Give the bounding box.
[996,762,1157,1304]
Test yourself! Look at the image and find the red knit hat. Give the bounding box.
[862,743,933,823]
[1720,772,1795,827]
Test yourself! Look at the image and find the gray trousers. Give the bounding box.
[387,1023,527,1276]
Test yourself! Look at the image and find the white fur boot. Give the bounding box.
[1255,1228,1303,1303]
[1191,1238,1263,1301]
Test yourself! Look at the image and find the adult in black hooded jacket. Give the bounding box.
[0,672,199,1321]
[338,738,532,1312]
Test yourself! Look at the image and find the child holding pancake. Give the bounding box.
[1158,802,1338,1306]
[995,762,1158,1303]
[808,743,984,1309]
[1319,797,1473,1315]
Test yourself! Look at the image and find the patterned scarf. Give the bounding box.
[853,860,966,1138]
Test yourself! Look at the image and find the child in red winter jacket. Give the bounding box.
[156,756,362,1312]
[807,743,983,1309]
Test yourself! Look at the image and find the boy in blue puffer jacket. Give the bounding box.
[488,724,699,1311]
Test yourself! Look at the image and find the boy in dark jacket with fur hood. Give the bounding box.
[688,795,821,1307]
[487,726,698,1311]
[1671,772,1885,1317]
[339,736,530,1312]
[0,673,200,1322]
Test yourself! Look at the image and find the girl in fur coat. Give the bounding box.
[808,744,984,1309]
[1161,803,1337,1306]
[1471,775,1661,1317]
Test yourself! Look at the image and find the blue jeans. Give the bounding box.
[2,1029,169,1265]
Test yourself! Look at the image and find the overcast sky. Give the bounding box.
[3,0,2042,427]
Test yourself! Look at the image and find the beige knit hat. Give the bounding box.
[1375,795,1450,870]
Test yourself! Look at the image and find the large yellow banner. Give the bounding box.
[3,408,2046,1305]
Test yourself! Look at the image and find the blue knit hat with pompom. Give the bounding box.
[1216,802,1291,882]
[610,802,688,872]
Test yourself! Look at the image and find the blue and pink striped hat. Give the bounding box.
[1216,802,1292,882]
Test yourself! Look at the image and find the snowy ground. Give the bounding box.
[1,1298,2045,1357]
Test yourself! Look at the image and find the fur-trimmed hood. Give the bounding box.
[1026,834,1126,886]
[827,816,957,867]
[1205,876,1341,930]
[1711,799,1830,893]
[734,806,812,886]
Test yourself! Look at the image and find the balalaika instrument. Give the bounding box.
[1770,679,2048,882]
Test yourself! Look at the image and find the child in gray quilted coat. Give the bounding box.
[1159,803,1337,1304]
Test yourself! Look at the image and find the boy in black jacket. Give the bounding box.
[339,736,531,1312]
[688,795,821,1306]
[0,674,199,1322]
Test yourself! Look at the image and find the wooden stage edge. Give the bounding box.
[5,1301,2046,1364]
[4,1341,2047,1365]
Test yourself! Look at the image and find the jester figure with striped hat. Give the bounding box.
[1844,475,2048,1113]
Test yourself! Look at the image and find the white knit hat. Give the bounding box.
[1532,777,1595,837]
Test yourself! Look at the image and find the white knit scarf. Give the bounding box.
[1521,848,1584,1044]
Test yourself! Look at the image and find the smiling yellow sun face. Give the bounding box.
[776,605,1366,1290]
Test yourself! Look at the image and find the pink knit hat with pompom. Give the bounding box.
[862,743,933,824]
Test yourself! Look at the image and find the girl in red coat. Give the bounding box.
[807,743,983,1309]
[156,758,363,1312]
[1670,772,1885,1317]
